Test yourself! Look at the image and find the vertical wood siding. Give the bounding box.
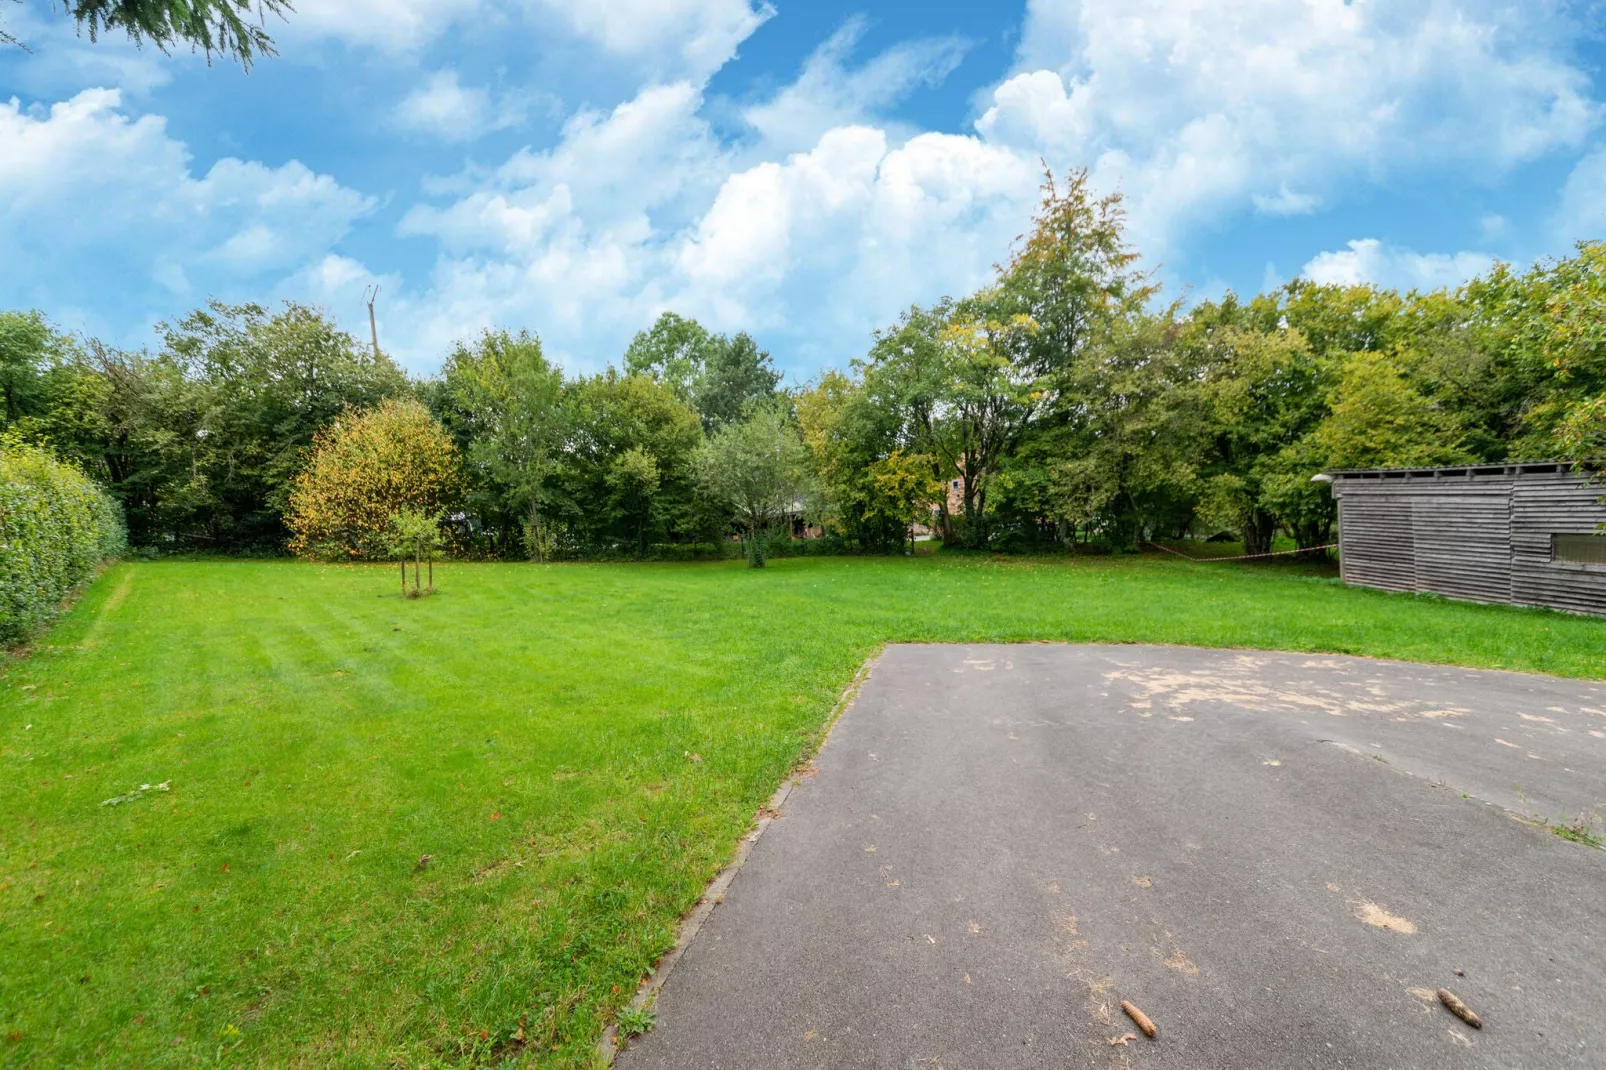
[1332,467,1606,616]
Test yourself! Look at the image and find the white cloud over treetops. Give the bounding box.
[1299,239,1496,292]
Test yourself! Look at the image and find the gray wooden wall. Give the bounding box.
[1331,466,1606,616]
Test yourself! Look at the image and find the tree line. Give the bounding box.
[3,170,1604,563]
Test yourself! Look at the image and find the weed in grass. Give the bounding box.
[4,552,1606,1066]
[616,1005,656,1039]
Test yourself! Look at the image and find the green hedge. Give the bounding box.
[1,440,125,647]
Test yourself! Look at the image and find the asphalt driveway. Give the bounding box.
[616,644,1606,1069]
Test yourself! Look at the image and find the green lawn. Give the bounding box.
[3,552,1604,1068]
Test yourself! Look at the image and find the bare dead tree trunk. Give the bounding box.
[364,285,382,360]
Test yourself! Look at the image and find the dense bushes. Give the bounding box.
[1,439,125,646]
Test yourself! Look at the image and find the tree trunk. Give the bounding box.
[1242,509,1277,557]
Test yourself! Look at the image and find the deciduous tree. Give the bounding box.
[286,398,460,561]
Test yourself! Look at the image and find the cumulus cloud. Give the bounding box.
[980,0,1598,255]
[400,82,723,253]
[675,128,1038,340]
[0,89,373,315]
[385,71,1039,371]
[394,71,524,141]
[1300,239,1494,292]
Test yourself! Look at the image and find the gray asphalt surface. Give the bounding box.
[617,644,1606,1069]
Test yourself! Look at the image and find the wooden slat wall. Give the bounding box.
[1333,469,1606,615]
[1510,473,1606,616]
[1413,492,1512,605]
[1338,495,1415,592]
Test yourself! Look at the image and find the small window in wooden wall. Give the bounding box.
[1552,533,1606,566]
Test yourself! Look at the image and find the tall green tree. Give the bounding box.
[549,372,704,553]
[1315,351,1470,470]
[696,332,781,431]
[695,400,813,566]
[623,313,720,405]
[0,310,53,427]
[861,301,957,540]
[998,168,1156,376]
[622,312,780,432]
[436,330,565,559]
[1185,315,1333,553]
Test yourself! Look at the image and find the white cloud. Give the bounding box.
[400,82,722,254]
[675,127,1039,339]
[981,0,1598,255]
[286,0,771,79]
[395,71,523,141]
[1300,238,1494,292]
[527,0,773,81]
[380,82,729,366]
[1555,145,1606,243]
[0,89,373,310]
[286,0,481,52]
[381,67,1040,371]
[741,17,968,152]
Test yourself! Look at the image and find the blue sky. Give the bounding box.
[2,1,1604,380]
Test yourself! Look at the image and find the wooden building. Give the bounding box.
[1319,461,1606,616]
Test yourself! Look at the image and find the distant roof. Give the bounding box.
[1318,460,1590,480]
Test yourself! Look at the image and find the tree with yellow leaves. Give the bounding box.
[286,398,460,561]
